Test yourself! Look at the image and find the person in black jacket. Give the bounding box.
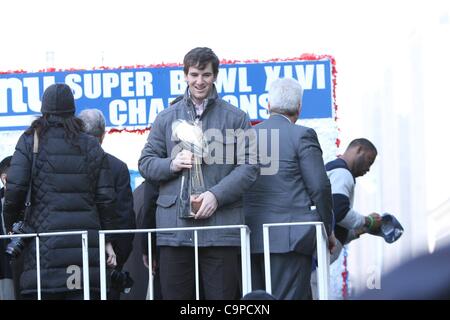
[78,108,136,300]
[3,83,118,300]
[0,156,15,299]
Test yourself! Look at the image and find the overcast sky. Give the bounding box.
[0,0,446,70]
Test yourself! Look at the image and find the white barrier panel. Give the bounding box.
[0,231,90,300]
[262,222,330,300]
[98,225,252,300]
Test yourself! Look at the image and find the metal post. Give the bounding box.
[147,232,154,300]
[261,222,330,300]
[35,236,41,300]
[95,225,252,300]
[81,232,90,300]
[99,232,107,300]
[262,225,272,294]
[194,230,199,300]
[315,224,329,300]
[246,228,252,293]
[240,227,249,295]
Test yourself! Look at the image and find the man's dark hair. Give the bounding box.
[347,138,377,154]
[183,47,219,76]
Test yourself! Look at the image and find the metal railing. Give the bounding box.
[0,230,90,300]
[98,225,252,300]
[262,222,330,300]
[0,223,329,300]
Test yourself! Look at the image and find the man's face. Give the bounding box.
[185,62,216,105]
[353,149,377,178]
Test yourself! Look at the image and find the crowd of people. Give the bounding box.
[0,47,386,300]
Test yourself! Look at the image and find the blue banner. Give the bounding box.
[0,59,333,131]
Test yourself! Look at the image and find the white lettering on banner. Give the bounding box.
[135,72,153,96]
[295,64,314,89]
[258,93,269,119]
[121,72,134,97]
[222,94,267,120]
[264,64,326,90]
[216,68,237,93]
[109,99,127,126]
[65,73,83,99]
[108,98,167,126]
[264,66,281,91]
[102,73,120,98]
[316,64,325,89]
[284,65,293,78]
[238,67,252,92]
[67,71,154,99]
[216,67,252,94]
[170,70,186,95]
[128,99,147,125]
[0,76,56,114]
[84,73,102,99]
[239,94,258,119]
[0,78,28,113]
[23,77,41,112]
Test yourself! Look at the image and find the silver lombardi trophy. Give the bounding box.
[172,119,208,218]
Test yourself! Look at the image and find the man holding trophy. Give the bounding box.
[138,47,259,300]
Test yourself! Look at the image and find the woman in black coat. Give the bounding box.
[3,83,118,299]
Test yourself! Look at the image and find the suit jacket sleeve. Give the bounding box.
[92,142,118,232]
[137,180,159,256]
[297,128,333,236]
[111,157,136,265]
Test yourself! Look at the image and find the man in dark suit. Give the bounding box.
[120,180,162,300]
[79,108,136,300]
[243,77,336,300]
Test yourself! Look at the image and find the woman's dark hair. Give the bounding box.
[25,114,84,146]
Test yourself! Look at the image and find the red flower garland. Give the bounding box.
[341,246,349,299]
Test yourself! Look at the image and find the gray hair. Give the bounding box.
[78,108,106,140]
[268,78,303,117]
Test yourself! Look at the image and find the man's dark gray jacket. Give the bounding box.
[138,88,259,247]
[243,114,333,255]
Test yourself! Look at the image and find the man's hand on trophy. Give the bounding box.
[170,150,194,172]
[193,191,218,219]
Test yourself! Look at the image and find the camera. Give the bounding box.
[110,269,134,294]
[5,221,33,259]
